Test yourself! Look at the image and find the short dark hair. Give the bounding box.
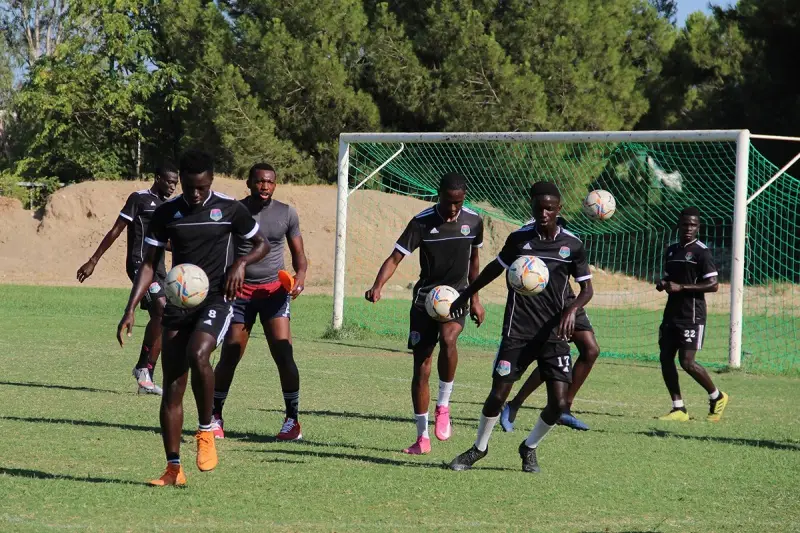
[439,172,467,193]
[529,181,561,199]
[680,206,701,219]
[155,161,178,179]
[248,162,276,182]
[179,149,214,176]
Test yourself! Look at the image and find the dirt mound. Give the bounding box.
[1,177,694,309]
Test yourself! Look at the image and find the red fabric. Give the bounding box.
[238,280,283,300]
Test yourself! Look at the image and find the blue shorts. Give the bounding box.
[232,289,291,326]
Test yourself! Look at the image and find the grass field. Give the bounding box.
[1,284,799,532]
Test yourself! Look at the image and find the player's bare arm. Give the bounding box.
[226,232,270,301]
[661,277,718,294]
[365,249,405,303]
[468,246,485,326]
[558,279,594,340]
[450,259,505,314]
[117,244,163,345]
[77,216,127,282]
[287,233,308,298]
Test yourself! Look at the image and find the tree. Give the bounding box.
[0,0,72,67]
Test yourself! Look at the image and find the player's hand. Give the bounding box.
[117,310,135,347]
[225,259,247,301]
[448,294,469,319]
[76,259,96,283]
[469,300,485,327]
[558,308,577,341]
[664,281,683,294]
[290,276,305,299]
[365,286,382,303]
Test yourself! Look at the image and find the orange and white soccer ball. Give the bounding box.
[582,189,616,221]
[165,263,209,308]
[507,256,549,296]
[425,285,460,322]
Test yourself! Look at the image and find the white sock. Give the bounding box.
[673,399,685,409]
[437,380,454,407]
[524,415,555,449]
[709,389,720,400]
[474,414,499,452]
[414,413,429,438]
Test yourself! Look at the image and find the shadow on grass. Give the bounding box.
[0,380,124,395]
[0,467,149,486]
[251,448,517,472]
[313,339,408,355]
[639,428,800,451]
[450,400,626,419]
[250,408,479,426]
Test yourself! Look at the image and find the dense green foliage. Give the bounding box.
[0,0,798,199]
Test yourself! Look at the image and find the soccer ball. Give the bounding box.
[507,256,549,296]
[582,189,616,221]
[165,263,209,308]
[425,285,460,322]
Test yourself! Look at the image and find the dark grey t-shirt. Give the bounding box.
[236,197,301,284]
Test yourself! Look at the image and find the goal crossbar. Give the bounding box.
[334,130,752,369]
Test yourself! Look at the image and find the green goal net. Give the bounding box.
[334,133,800,376]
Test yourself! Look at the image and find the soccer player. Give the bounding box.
[117,150,268,487]
[77,165,179,395]
[365,172,484,455]
[211,163,307,441]
[500,220,599,432]
[448,181,594,473]
[656,207,729,422]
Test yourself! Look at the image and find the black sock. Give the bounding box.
[213,391,228,417]
[136,344,151,369]
[674,406,687,413]
[283,389,299,420]
[166,452,180,465]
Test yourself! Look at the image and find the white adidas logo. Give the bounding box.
[522,243,532,250]
[150,201,156,206]
[173,212,183,219]
[430,228,439,234]
[203,319,213,325]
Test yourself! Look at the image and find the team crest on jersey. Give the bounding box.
[685,252,694,261]
[409,331,421,346]
[461,225,471,236]
[148,282,161,293]
[559,246,571,259]
[495,360,511,377]
[210,208,222,221]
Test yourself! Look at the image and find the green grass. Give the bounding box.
[0,284,799,532]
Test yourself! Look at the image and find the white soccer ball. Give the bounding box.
[165,263,209,308]
[507,256,549,296]
[582,189,616,221]
[425,285,460,322]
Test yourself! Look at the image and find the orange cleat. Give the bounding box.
[148,464,186,487]
[196,430,218,472]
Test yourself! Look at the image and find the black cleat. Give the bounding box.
[518,441,540,473]
[449,445,487,471]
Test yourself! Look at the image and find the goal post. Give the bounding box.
[332,130,800,375]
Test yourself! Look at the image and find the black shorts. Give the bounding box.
[492,336,572,384]
[232,289,291,326]
[162,295,233,347]
[126,263,166,311]
[659,323,706,352]
[408,304,466,350]
[574,308,593,332]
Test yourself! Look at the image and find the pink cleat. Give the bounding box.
[434,405,452,441]
[403,435,431,455]
[211,414,225,439]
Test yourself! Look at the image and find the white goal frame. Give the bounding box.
[333,130,752,368]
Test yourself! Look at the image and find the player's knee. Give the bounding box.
[581,343,600,364]
[439,331,459,350]
[270,339,295,366]
[413,353,433,379]
[484,390,506,415]
[679,355,696,373]
[149,298,166,318]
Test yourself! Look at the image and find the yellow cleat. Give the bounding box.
[707,391,729,422]
[196,430,218,472]
[148,464,186,487]
[659,409,690,422]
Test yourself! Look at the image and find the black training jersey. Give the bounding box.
[119,189,168,275]
[662,240,718,326]
[395,205,484,306]
[497,222,592,341]
[145,191,259,297]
